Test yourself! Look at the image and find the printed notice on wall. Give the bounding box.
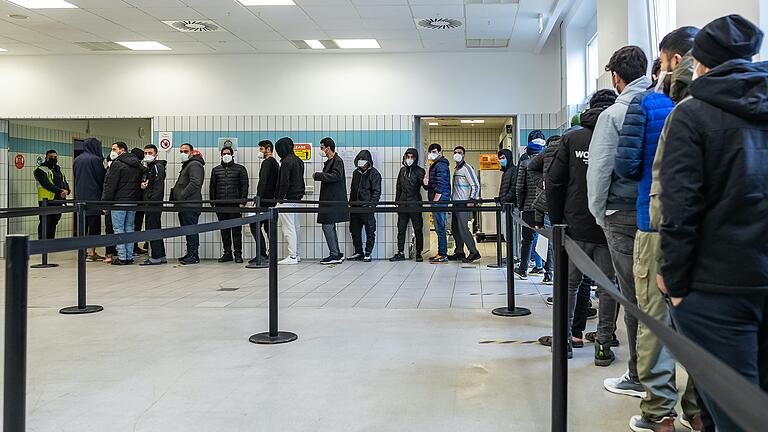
[158,132,173,152]
[294,143,312,162]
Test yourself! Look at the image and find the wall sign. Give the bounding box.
[479,153,500,170]
[158,131,173,152]
[294,143,312,162]
[218,137,238,152]
[14,154,24,169]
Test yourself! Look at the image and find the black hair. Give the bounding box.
[45,149,57,157]
[144,144,158,153]
[589,89,618,108]
[527,130,545,142]
[659,26,699,57]
[428,143,441,153]
[652,58,661,77]
[320,137,335,151]
[180,143,193,151]
[605,45,648,84]
[259,140,273,151]
[453,145,466,153]
[221,146,233,155]
[114,141,128,151]
[546,135,561,146]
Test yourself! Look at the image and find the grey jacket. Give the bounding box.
[586,76,651,227]
[171,154,205,206]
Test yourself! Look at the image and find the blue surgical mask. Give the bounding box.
[500,158,507,168]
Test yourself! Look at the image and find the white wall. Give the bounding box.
[0,46,561,118]
[677,0,765,59]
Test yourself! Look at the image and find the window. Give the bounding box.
[648,0,677,59]
[586,32,599,97]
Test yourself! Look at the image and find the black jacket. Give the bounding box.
[102,152,142,202]
[527,139,561,218]
[660,59,768,297]
[350,150,382,206]
[396,148,426,203]
[497,149,517,206]
[547,106,609,245]
[275,140,305,201]
[515,149,543,211]
[209,161,248,204]
[73,138,106,213]
[257,156,279,207]
[34,160,70,204]
[171,154,205,204]
[313,153,349,224]
[143,160,166,202]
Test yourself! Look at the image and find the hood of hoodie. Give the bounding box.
[618,76,653,103]
[354,149,373,168]
[83,138,104,160]
[153,160,167,167]
[580,105,610,130]
[497,149,514,171]
[403,148,419,166]
[275,137,294,159]
[116,152,141,168]
[670,51,695,103]
[690,59,768,120]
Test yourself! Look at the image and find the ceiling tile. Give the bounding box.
[377,38,422,50]
[68,0,132,8]
[135,30,196,42]
[295,0,352,6]
[356,5,412,19]
[364,16,416,30]
[410,4,464,19]
[324,28,373,38]
[120,20,179,32]
[301,6,360,20]
[187,4,252,20]
[141,7,208,20]
[89,8,157,21]
[370,28,418,39]
[161,40,215,52]
[247,40,296,51]
[314,18,368,30]
[352,0,406,5]
[124,0,187,6]
[465,3,518,20]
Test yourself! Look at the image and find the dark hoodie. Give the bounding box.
[497,148,516,206]
[275,137,305,201]
[660,59,768,297]
[143,159,167,202]
[171,152,205,204]
[73,138,106,211]
[350,150,382,206]
[102,151,143,202]
[396,148,426,203]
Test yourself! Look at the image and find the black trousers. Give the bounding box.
[37,201,61,240]
[134,211,145,250]
[104,211,117,256]
[350,213,376,254]
[397,212,423,254]
[249,219,269,257]
[216,212,242,255]
[144,211,166,259]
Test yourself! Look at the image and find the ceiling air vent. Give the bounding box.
[466,38,510,48]
[417,18,463,30]
[162,20,221,33]
[73,42,130,51]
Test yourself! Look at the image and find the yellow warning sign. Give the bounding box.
[295,143,312,162]
[479,154,500,170]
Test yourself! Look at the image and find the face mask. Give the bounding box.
[453,153,463,163]
[428,152,438,161]
[405,158,415,166]
[500,158,507,168]
[144,155,155,163]
[110,151,118,160]
[257,152,265,159]
[180,152,190,163]
[654,70,668,93]
[357,160,367,168]
[222,154,233,164]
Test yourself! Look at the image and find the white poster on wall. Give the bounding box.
[218,137,238,152]
[158,131,173,152]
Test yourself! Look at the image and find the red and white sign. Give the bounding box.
[158,131,173,152]
[294,143,312,162]
[14,154,24,169]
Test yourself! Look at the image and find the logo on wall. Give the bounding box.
[14,154,24,169]
[158,131,173,152]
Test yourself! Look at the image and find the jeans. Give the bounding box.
[451,208,478,255]
[111,209,136,261]
[216,212,243,255]
[519,211,552,274]
[178,210,201,255]
[397,211,423,254]
[278,202,300,259]
[350,213,376,255]
[249,219,269,257]
[432,202,448,256]
[672,291,767,432]
[144,211,165,260]
[37,201,62,240]
[604,210,639,381]
[322,223,340,257]
[567,239,616,343]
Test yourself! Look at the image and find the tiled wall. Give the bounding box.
[518,112,566,147]
[427,127,503,152]
[153,115,414,260]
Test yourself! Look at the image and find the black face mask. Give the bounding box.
[46,158,58,167]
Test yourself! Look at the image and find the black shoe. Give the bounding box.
[178,252,190,262]
[234,254,243,264]
[462,252,481,263]
[585,331,620,347]
[139,258,166,266]
[587,307,598,320]
[415,254,423,262]
[349,252,364,261]
[594,342,616,367]
[133,247,147,255]
[218,253,234,263]
[529,267,544,276]
[514,269,528,280]
[447,252,466,261]
[248,255,268,265]
[542,274,553,284]
[389,252,406,262]
[545,296,554,305]
[180,255,200,265]
[320,254,344,265]
[111,258,129,266]
[363,253,372,262]
[429,255,448,264]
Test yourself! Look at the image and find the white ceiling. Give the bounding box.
[0,0,566,55]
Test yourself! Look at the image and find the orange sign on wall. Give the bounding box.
[479,154,500,170]
[294,143,312,162]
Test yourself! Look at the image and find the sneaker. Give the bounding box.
[629,416,676,432]
[514,270,528,280]
[429,255,448,264]
[604,372,646,398]
[542,274,553,284]
[587,307,598,320]
[538,336,584,349]
[462,252,481,263]
[103,255,113,264]
[545,296,554,305]
[278,256,299,265]
[86,254,101,262]
[586,331,620,347]
[179,255,200,265]
[133,247,148,255]
[389,252,406,262]
[415,254,423,262]
[248,255,268,264]
[234,254,243,264]
[218,253,234,263]
[320,255,344,265]
[680,415,703,432]
[177,252,190,263]
[363,253,372,262]
[594,342,616,367]
[447,252,466,261]
[139,258,167,266]
[349,252,364,261]
[111,258,130,266]
[529,267,544,276]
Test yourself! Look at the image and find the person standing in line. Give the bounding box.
[586,45,650,397]
[101,142,142,265]
[138,144,167,266]
[390,148,426,262]
[424,143,451,264]
[249,140,278,265]
[514,136,546,279]
[658,15,768,432]
[130,147,148,256]
[210,146,249,263]
[171,143,205,265]
[527,135,561,284]
[102,154,118,263]
[73,138,106,261]
[349,149,382,262]
[520,130,545,271]
[496,148,516,267]
[274,137,305,265]
[313,137,349,265]
[34,149,70,241]
[448,146,481,263]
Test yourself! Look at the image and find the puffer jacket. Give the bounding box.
[171,153,205,205]
[350,150,382,206]
[427,155,451,201]
[615,90,675,232]
[660,59,768,297]
[395,148,426,203]
[275,138,305,201]
[143,160,166,202]
[102,152,142,202]
[209,161,249,204]
[515,148,543,211]
[528,138,561,224]
[313,153,349,224]
[497,149,516,206]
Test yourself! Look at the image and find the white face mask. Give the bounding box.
[180,152,190,163]
[109,150,118,160]
[453,153,463,163]
[357,160,367,168]
[257,151,265,159]
[405,158,415,166]
[654,70,669,94]
[428,152,438,161]
[222,154,233,164]
[144,155,155,163]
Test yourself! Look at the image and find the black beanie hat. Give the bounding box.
[692,14,763,68]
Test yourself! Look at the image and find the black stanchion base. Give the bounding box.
[487,263,506,269]
[245,262,269,269]
[492,306,532,317]
[31,263,59,269]
[249,331,298,345]
[59,305,104,315]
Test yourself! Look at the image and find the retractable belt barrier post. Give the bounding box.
[30,198,58,269]
[551,225,568,432]
[487,208,504,269]
[59,203,103,315]
[4,235,29,432]
[491,204,531,317]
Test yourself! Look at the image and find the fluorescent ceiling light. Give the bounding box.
[237,0,295,5]
[428,122,439,126]
[115,41,171,51]
[334,39,380,49]
[305,40,325,50]
[7,0,77,8]
[0,48,6,52]
[461,119,485,124]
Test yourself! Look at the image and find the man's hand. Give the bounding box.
[239,204,245,208]
[140,181,149,190]
[59,190,67,198]
[657,274,684,306]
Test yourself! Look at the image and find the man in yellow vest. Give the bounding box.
[34,149,70,240]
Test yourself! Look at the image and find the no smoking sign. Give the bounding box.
[158,132,173,151]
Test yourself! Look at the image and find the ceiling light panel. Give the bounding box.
[0,48,7,52]
[461,119,485,124]
[334,39,380,49]
[115,41,171,51]
[305,39,325,49]
[237,0,295,5]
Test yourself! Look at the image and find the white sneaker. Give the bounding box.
[278,256,299,265]
[604,371,646,398]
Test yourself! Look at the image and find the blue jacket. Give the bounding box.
[615,90,674,232]
[428,156,451,201]
[73,138,106,215]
